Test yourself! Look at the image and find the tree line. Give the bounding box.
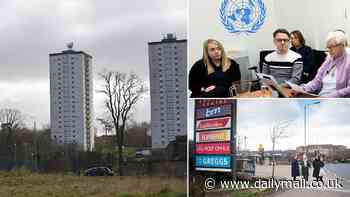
[0,71,149,175]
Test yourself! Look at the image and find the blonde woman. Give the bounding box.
[189,39,241,97]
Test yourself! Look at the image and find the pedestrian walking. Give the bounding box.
[301,153,311,181]
[312,156,324,182]
[291,154,300,181]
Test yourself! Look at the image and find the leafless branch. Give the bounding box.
[98,70,148,176]
[0,108,25,130]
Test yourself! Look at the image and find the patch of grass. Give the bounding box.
[230,191,258,197]
[118,186,186,197]
[0,171,186,197]
[230,188,274,197]
[0,166,32,177]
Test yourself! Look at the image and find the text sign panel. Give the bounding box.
[196,155,232,168]
[195,167,232,172]
[196,130,231,143]
[196,117,231,130]
[196,100,233,108]
[196,142,231,154]
[196,104,232,120]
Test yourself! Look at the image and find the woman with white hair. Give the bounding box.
[334,29,350,53]
[300,30,350,97]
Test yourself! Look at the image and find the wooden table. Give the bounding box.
[234,89,273,98]
[234,87,318,98]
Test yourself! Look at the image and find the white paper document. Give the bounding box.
[285,81,318,96]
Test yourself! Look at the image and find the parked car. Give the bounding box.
[84,167,114,176]
[135,149,151,157]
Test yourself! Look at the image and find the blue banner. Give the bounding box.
[195,155,232,168]
[196,104,232,120]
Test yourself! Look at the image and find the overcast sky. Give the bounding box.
[0,0,187,130]
[189,99,350,151]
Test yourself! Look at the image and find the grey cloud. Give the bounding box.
[0,0,186,130]
[238,100,300,129]
[310,100,350,128]
[0,0,187,81]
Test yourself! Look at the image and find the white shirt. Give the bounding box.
[346,47,350,54]
[264,50,302,62]
[319,65,337,96]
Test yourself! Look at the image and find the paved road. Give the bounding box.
[270,188,350,197]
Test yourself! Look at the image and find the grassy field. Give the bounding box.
[0,169,186,197]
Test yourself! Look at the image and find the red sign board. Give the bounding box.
[196,117,231,130]
[196,130,231,143]
[196,99,233,108]
[196,142,231,154]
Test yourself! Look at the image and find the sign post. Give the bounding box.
[194,99,237,179]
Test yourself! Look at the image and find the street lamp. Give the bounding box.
[14,143,17,168]
[27,114,41,172]
[304,101,320,155]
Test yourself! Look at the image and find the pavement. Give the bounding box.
[196,165,350,197]
[255,164,343,180]
[270,189,350,197]
[255,164,350,197]
[255,164,291,179]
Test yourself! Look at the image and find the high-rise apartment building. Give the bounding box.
[148,34,187,149]
[49,43,94,151]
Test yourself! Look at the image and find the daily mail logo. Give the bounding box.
[196,104,232,119]
[196,117,231,130]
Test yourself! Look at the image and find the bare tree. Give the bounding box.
[97,117,114,136]
[0,108,25,131]
[98,71,147,176]
[0,108,25,165]
[270,120,292,178]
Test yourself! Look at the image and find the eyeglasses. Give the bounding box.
[275,38,290,43]
[326,44,343,50]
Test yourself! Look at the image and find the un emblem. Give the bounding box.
[219,0,266,33]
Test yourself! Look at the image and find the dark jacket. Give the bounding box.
[189,58,241,98]
[312,159,325,177]
[291,158,300,177]
[301,160,311,177]
[291,45,314,83]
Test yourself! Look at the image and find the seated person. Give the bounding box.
[334,29,350,54]
[290,30,314,83]
[189,39,241,98]
[300,31,350,97]
[262,29,303,85]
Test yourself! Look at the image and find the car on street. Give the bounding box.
[84,166,114,176]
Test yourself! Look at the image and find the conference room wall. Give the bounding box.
[274,0,350,50]
[189,0,350,72]
[189,0,277,71]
